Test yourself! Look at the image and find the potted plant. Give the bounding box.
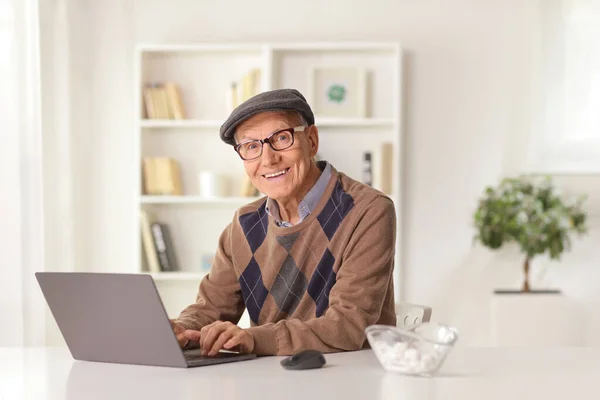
[473,175,588,293]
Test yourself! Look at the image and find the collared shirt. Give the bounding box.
[265,161,332,227]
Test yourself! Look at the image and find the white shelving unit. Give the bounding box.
[133,42,404,322]
[150,272,208,281]
[140,195,262,205]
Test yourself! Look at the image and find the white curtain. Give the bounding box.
[533,0,600,172]
[0,0,77,347]
[0,0,46,346]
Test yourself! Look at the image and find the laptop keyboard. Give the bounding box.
[183,349,242,360]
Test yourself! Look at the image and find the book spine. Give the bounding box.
[151,223,171,271]
[165,82,186,120]
[140,211,161,273]
[151,223,179,272]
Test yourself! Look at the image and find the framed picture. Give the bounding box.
[308,67,367,118]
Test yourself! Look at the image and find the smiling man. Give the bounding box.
[171,88,397,356]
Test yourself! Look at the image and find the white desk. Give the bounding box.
[1,346,599,400]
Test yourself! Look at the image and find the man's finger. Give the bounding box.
[208,326,237,356]
[201,322,231,354]
[223,332,242,350]
[198,321,219,349]
[184,330,202,342]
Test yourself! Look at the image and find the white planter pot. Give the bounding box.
[490,291,584,346]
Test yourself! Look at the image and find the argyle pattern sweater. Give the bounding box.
[175,166,397,356]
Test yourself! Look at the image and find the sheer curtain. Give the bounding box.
[0,0,46,346]
[0,0,77,346]
[532,0,600,172]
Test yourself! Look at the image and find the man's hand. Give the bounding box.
[169,320,189,348]
[183,321,254,356]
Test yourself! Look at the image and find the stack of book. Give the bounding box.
[240,175,260,197]
[143,157,184,195]
[226,68,262,114]
[143,82,186,120]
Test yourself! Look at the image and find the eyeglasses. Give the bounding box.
[234,126,306,161]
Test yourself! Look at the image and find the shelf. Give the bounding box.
[140,118,394,129]
[136,42,398,54]
[140,120,223,129]
[149,272,207,281]
[141,195,263,205]
[315,117,395,127]
[137,43,264,54]
[270,42,399,52]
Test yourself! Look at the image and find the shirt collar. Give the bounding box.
[265,161,332,227]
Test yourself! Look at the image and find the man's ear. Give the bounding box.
[306,125,319,158]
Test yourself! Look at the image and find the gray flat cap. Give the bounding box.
[219,88,315,146]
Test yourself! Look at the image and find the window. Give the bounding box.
[530,0,600,173]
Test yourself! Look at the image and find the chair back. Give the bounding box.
[395,302,432,328]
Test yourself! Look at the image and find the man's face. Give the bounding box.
[234,112,319,203]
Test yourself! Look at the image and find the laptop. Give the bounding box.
[35,272,257,368]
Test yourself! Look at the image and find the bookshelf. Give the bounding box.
[133,42,404,325]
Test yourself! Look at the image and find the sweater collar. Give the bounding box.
[265,161,332,227]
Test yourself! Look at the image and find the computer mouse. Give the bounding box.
[280,349,326,370]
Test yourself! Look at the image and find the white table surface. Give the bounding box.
[1,346,599,400]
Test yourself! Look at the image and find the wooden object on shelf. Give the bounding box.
[142,157,184,196]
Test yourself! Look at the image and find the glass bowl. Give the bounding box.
[365,322,459,376]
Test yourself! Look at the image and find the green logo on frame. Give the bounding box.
[328,84,346,104]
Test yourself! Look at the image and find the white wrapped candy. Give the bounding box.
[392,342,407,359]
[403,348,420,362]
[419,354,436,371]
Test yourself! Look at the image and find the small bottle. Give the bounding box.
[363,152,373,186]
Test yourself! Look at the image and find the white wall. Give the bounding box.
[64,0,600,346]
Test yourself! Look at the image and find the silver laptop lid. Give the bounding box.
[36,272,187,368]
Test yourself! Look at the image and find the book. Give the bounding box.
[151,222,179,272]
[139,210,161,273]
[142,157,184,195]
[143,82,187,120]
[240,175,259,197]
[152,86,171,119]
[143,85,156,119]
[164,82,186,120]
[231,68,262,109]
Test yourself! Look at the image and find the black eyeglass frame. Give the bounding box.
[233,125,307,161]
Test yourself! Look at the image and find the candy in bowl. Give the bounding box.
[365,322,458,376]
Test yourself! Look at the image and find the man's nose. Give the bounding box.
[261,143,278,166]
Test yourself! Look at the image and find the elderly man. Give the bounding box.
[170,88,396,356]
